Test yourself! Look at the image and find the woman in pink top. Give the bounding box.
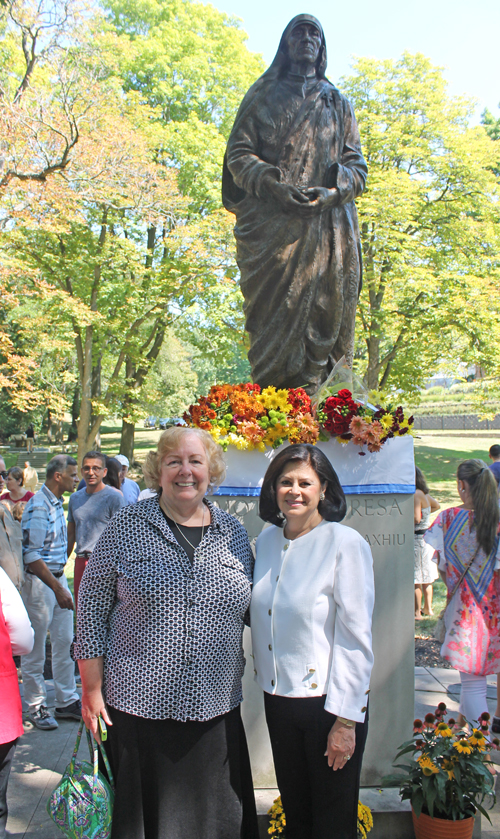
[0,467,34,509]
[0,567,34,839]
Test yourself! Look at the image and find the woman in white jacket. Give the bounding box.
[251,444,374,839]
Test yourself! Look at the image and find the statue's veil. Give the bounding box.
[262,14,327,80]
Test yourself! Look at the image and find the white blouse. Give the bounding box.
[250,520,374,722]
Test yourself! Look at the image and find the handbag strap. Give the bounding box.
[69,719,115,791]
[442,543,481,619]
[68,720,85,775]
[86,723,115,792]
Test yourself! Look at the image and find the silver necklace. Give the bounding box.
[160,499,206,551]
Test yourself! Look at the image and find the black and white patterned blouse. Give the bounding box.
[73,498,253,722]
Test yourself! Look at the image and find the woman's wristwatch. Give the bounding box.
[336,716,356,728]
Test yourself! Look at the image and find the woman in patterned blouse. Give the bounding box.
[74,427,258,839]
[425,459,500,729]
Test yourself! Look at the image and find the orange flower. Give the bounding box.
[289,413,320,444]
[238,420,266,445]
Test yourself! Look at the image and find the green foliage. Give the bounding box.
[0,0,260,460]
[342,54,500,393]
[482,106,500,143]
[103,0,264,212]
[0,396,32,441]
[408,381,500,417]
[147,329,198,416]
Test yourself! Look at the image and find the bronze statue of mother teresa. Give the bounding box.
[223,15,367,392]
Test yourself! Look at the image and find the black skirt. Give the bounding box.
[103,705,259,839]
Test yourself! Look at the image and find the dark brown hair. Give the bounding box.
[7,466,24,485]
[82,451,106,468]
[457,459,499,555]
[104,457,122,491]
[259,444,346,527]
[415,466,429,495]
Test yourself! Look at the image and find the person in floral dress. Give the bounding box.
[425,459,500,728]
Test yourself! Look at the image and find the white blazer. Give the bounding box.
[250,519,374,722]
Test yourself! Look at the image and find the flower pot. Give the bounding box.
[412,808,475,839]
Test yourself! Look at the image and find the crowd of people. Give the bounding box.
[1,432,500,839]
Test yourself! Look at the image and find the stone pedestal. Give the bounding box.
[208,436,415,788]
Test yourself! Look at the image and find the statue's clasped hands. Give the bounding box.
[265,177,340,216]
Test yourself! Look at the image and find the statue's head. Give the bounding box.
[273,15,327,78]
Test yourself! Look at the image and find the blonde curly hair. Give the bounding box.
[142,427,226,493]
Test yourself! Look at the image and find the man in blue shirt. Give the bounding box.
[488,445,500,486]
[115,454,140,504]
[21,454,80,730]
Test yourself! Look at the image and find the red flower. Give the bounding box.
[287,387,312,415]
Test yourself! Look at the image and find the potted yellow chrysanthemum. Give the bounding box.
[384,702,497,838]
[266,795,372,838]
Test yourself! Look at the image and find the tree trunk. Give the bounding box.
[76,212,107,466]
[120,419,135,463]
[77,324,94,466]
[67,386,79,442]
[365,333,381,390]
[46,408,53,443]
[55,420,64,444]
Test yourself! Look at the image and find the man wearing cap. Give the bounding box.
[67,451,125,609]
[115,454,140,505]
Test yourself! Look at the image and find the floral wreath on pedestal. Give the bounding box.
[183,360,414,455]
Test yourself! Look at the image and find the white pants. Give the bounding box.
[459,672,490,726]
[20,574,78,711]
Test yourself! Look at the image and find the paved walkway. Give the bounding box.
[6,668,500,837]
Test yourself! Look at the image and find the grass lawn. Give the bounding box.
[413,430,498,506]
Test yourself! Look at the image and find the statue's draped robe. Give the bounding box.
[223,74,367,390]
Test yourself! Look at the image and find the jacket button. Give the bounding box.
[284,544,289,550]
[268,644,272,651]
[276,576,279,582]
[309,668,315,673]
[268,609,272,615]
[311,683,318,689]
[271,679,275,686]
[361,706,367,713]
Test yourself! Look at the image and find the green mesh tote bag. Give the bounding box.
[47,720,115,838]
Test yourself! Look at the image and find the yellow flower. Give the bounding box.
[468,729,487,751]
[336,435,350,445]
[380,413,394,430]
[442,759,455,780]
[357,802,373,829]
[436,722,453,738]
[263,424,287,445]
[258,387,291,412]
[454,739,473,755]
[418,755,440,775]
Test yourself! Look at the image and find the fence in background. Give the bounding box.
[413,415,500,431]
